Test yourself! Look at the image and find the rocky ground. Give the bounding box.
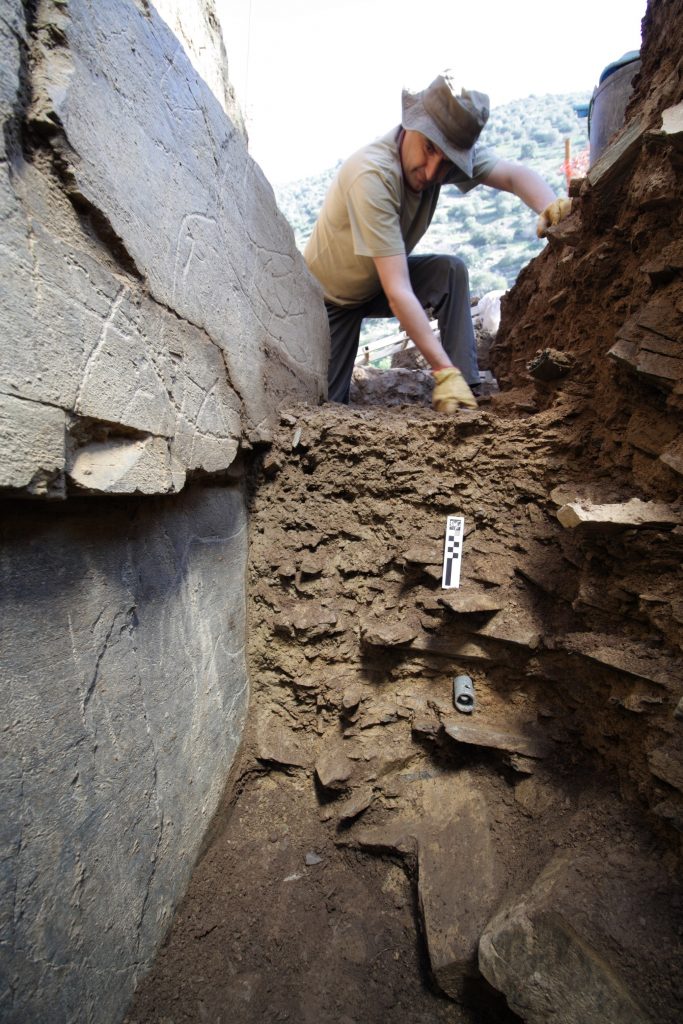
[127,369,683,1024]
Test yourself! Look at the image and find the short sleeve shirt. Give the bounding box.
[304,127,498,306]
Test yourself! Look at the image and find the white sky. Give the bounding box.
[214,0,647,184]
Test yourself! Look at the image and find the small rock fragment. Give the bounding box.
[652,797,683,832]
[299,551,327,576]
[527,348,574,380]
[504,752,537,775]
[514,775,561,817]
[341,685,363,713]
[262,452,282,477]
[358,703,399,729]
[411,710,442,740]
[361,619,419,647]
[255,721,308,770]
[478,607,540,649]
[275,603,339,640]
[304,851,323,866]
[336,786,374,824]
[315,749,353,790]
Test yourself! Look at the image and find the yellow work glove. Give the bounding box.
[432,368,477,412]
[536,197,573,238]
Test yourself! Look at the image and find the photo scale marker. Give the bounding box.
[442,515,464,589]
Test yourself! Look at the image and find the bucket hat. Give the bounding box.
[401,72,489,177]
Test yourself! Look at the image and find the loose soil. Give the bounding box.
[127,397,683,1024]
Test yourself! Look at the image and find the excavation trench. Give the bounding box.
[127,396,683,1024]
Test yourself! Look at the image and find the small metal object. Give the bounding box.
[453,675,475,714]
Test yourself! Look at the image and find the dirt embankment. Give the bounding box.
[128,397,683,1024]
[492,0,683,502]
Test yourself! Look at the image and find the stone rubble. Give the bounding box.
[235,394,683,1022]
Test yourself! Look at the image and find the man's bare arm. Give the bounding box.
[373,254,453,369]
[480,159,556,214]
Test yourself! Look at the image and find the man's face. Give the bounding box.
[400,130,453,192]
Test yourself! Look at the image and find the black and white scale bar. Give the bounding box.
[442,515,464,589]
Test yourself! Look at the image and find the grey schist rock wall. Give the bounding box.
[1,483,250,1023]
[0,0,328,1021]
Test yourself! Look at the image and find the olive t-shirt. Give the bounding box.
[304,127,499,306]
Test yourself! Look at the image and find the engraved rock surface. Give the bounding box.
[0,0,328,499]
[0,2,315,1021]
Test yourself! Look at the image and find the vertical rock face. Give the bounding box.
[0,0,327,1021]
[1,0,328,500]
[1,483,250,1024]
[152,0,247,135]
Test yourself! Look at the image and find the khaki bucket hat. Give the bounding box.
[401,72,489,177]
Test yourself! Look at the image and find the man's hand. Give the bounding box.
[432,368,477,412]
[536,197,573,238]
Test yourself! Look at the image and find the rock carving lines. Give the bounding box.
[171,212,217,308]
[74,284,128,414]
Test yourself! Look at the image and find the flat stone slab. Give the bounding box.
[408,635,494,661]
[401,545,441,567]
[557,498,681,529]
[555,633,681,689]
[349,774,503,998]
[438,590,504,614]
[417,782,500,998]
[586,118,646,189]
[443,718,551,760]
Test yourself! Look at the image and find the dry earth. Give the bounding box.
[127,384,683,1024]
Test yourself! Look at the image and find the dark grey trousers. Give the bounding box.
[325,254,478,403]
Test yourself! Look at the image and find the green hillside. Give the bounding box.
[276,92,591,309]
